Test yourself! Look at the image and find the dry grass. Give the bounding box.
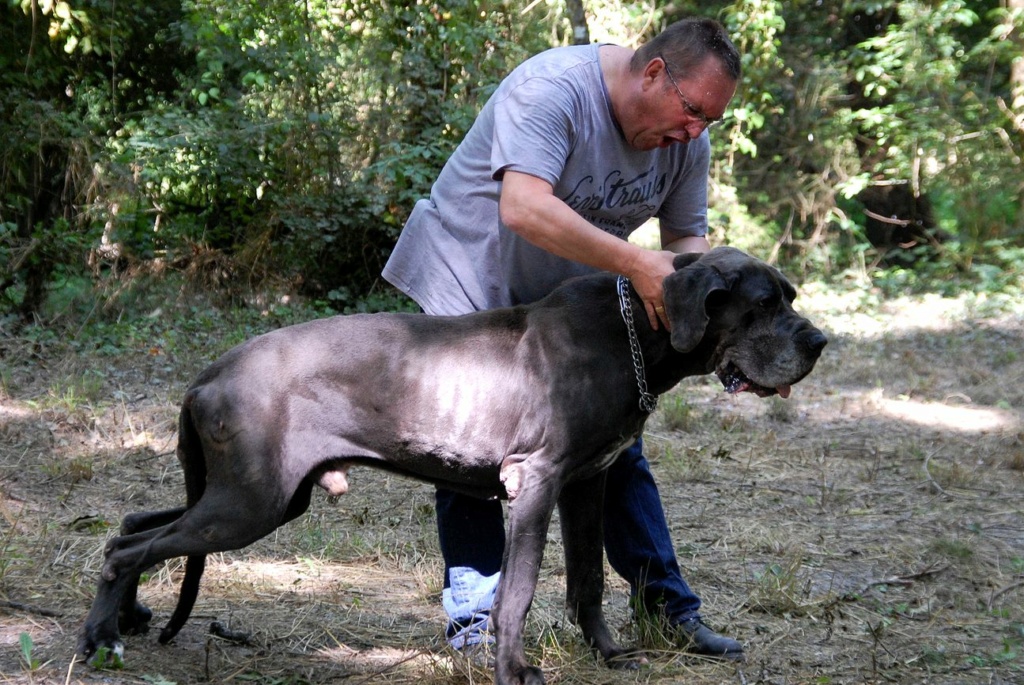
[0,283,1022,685]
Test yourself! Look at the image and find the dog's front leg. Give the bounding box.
[558,472,640,668]
[493,463,561,685]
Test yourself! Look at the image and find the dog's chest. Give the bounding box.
[569,433,639,482]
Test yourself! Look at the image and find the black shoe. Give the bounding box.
[675,617,744,660]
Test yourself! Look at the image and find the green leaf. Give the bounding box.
[19,632,34,666]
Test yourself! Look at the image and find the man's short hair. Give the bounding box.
[632,18,741,82]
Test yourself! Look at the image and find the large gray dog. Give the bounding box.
[79,247,826,685]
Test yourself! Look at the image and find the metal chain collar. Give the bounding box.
[616,275,658,414]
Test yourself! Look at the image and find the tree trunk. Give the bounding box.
[1011,0,1024,109]
[565,0,590,45]
[1009,0,1023,227]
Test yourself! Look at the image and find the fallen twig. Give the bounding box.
[0,598,62,617]
[209,620,254,645]
[836,563,949,604]
[988,580,1024,610]
[921,450,947,496]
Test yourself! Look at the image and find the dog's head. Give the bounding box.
[663,247,826,398]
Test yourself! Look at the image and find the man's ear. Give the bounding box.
[663,260,728,352]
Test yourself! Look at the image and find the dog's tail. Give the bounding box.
[158,554,205,644]
[159,394,209,644]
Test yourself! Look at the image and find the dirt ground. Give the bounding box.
[1,282,1022,684]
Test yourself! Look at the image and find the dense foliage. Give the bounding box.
[1,0,1021,321]
[709,0,1024,292]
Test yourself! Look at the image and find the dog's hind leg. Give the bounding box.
[79,483,292,664]
[156,471,316,645]
[558,473,640,668]
[115,508,187,636]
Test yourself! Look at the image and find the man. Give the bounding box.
[383,17,743,659]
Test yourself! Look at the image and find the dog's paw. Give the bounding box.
[495,663,545,685]
[118,601,152,635]
[89,643,125,669]
[605,647,647,670]
[77,634,125,669]
[78,618,128,668]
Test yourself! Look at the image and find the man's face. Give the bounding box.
[625,56,737,151]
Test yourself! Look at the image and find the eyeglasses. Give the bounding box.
[661,58,723,130]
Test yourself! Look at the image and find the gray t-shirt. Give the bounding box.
[383,43,710,316]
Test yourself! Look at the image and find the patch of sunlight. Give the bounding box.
[800,287,970,337]
[877,396,1019,433]
[801,283,1023,339]
[124,430,155,449]
[877,293,975,332]
[0,402,34,424]
[212,558,342,589]
[317,645,434,669]
[628,218,661,249]
[208,558,424,601]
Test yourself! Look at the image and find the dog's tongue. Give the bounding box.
[750,384,792,399]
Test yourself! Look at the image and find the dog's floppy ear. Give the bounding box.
[663,259,729,352]
[672,252,703,270]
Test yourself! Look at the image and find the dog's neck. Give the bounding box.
[616,276,659,413]
[617,278,712,400]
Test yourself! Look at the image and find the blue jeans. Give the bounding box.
[436,439,701,644]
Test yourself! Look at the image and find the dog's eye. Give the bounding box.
[758,296,776,309]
